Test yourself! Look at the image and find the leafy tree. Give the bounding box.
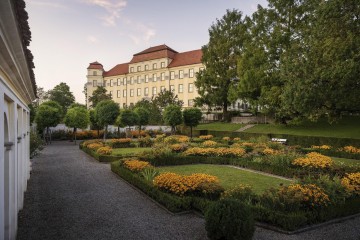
[152,89,183,110]
[115,112,126,138]
[88,86,112,108]
[64,106,90,144]
[89,109,103,138]
[183,108,203,138]
[35,101,63,143]
[47,82,75,115]
[29,103,36,125]
[163,105,183,134]
[134,99,162,124]
[95,100,120,140]
[69,103,86,109]
[134,107,150,137]
[120,109,138,130]
[195,9,247,120]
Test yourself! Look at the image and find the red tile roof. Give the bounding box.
[130,44,178,63]
[87,61,103,70]
[104,63,129,77]
[168,49,202,68]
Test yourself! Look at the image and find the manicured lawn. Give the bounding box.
[245,116,360,139]
[158,164,292,194]
[112,148,150,156]
[332,157,360,167]
[195,122,245,132]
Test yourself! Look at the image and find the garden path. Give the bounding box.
[17,141,360,240]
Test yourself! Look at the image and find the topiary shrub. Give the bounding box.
[205,199,255,240]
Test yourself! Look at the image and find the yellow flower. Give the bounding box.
[202,140,218,147]
[199,135,214,140]
[341,172,360,195]
[96,146,112,155]
[292,152,333,169]
[123,159,152,172]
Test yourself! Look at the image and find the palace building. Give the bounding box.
[0,0,37,239]
[86,45,204,108]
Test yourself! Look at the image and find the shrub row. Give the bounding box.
[184,129,360,148]
[302,148,360,160]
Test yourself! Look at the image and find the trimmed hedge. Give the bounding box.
[302,148,360,160]
[183,129,360,148]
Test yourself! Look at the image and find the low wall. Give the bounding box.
[231,116,274,124]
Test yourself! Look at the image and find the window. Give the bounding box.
[137,76,141,84]
[130,89,134,97]
[137,88,141,96]
[145,65,149,71]
[123,78,127,85]
[189,68,194,78]
[152,87,157,95]
[93,80,97,87]
[93,71,97,76]
[161,72,165,81]
[145,75,149,83]
[144,87,149,96]
[179,70,184,79]
[137,66,141,72]
[130,67,134,73]
[170,85,175,92]
[117,90,121,98]
[123,89,127,97]
[153,74,157,82]
[188,83,194,92]
[178,84,183,93]
[170,71,175,80]
[153,63,157,69]
[161,62,165,68]
[130,77,134,85]
[110,79,113,87]
[188,99,194,107]
[117,79,121,86]
[161,86,166,92]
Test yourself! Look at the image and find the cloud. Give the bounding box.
[87,36,98,43]
[125,21,156,45]
[27,0,67,9]
[83,0,127,26]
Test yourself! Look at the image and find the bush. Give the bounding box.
[109,138,132,148]
[341,172,360,195]
[138,136,153,147]
[221,185,256,204]
[96,146,112,155]
[292,152,333,169]
[30,131,44,158]
[122,159,152,172]
[205,199,255,240]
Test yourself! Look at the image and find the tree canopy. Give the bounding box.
[120,109,138,129]
[88,86,112,108]
[152,89,183,109]
[94,100,120,140]
[134,107,149,135]
[35,101,63,135]
[183,108,203,138]
[46,82,75,115]
[64,106,90,144]
[163,105,183,134]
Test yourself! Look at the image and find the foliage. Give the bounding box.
[163,135,190,144]
[170,144,188,153]
[152,89,183,109]
[87,143,104,150]
[163,105,183,133]
[35,101,63,133]
[64,106,90,143]
[205,199,255,240]
[183,108,202,138]
[221,184,255,203]
[95,100,120,140]
[89,109,104,135]
[134,99,162,125]
[340,146,360,154]
[120,109,138,128]
[341,173,360,195]
[202,140,218,147]
[28,103,36,125]
[292,152,333,169]
[96,146,112,155]
[88,86,112,108]
[140,167,159,182]
[199,135,213,140]
[46,82,75,115]
[30,131,44,158]
[195,9,247,119]
[123,159,152,173]
[109,138,132,148]
[134,107,149,135]
[183,147,246,158]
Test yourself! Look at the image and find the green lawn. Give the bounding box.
[245,116,360,139]
[112,148,150,156]
[332,157,360,168]
[158,164,292,194]
[195,122,245,132]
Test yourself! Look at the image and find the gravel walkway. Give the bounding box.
[17,141,360,240]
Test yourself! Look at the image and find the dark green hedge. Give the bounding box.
[183,129,360,148]
[302,148,360,160]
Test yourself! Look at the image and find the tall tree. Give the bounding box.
[47,82,75,115]
[64,106,90,144]
[95,100,120,140]
[89,109,103,138]
[183,108,203,138]
[195,9,247,120]
[35,101,63,143]
[88,86,112,108]
[163,105,183,134]
[134,99,162,124]
[152,89,183,110]
[120,109,138,130]
[134,107,150,137]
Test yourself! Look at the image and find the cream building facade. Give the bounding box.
[86,45,204,108]
[0,0,37,239]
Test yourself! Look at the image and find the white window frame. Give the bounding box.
[189,68,194,78]
[123,89,127,97]
[153,74,157,82]
[144,87,149,96]
[130,89,134,97]
[188,83,194,92]
[178,84,183,93]
[145,75,149,83]
[137,88,141,96]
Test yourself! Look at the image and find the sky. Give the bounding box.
[26,0,268,104]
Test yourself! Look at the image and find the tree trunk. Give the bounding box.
[118,126,120,138]
[103,125,107,141]
[138,125,141,139]
[190,126,193,139]
[223,102,229,122]
[74,128,77,145]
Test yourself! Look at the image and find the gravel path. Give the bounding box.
[17,141,207,240]
[17,141,360,240]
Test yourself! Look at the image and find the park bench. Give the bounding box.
[271,138,287,145]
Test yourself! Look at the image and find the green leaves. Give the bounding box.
[88,86,112,108]
[35,101,63,131]
[64,106,89,129]
[94,100,120,126]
